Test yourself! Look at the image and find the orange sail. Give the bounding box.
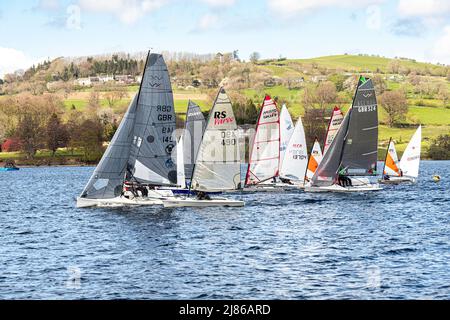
[383,139,400,176]
[305,139,323,181]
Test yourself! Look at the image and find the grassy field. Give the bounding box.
[265,54,447,74]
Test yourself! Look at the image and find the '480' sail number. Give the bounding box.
[221,131,236,146]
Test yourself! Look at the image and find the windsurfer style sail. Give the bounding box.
[323,106,344,155]
[279,116,308,183]
[306,76,381,192]
[77,53,177,207]
[182,100,206,180]
[245,95,280,186]
[190,88,241,192]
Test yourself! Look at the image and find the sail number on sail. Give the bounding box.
[221,131,237,146]
[357,105,376,113]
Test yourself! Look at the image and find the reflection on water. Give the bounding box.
[0,161,449,299]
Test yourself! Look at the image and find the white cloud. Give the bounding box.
[200,0,236,7]
[77,0,169,24]
[268,0,385,17]
[0,48,39,78]
[398,0,450,18]
[431,26,450,64]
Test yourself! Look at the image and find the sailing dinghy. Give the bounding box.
[305,76,382,193]
[162,88,244,208]
[77,53,178,208]
[241,95,282,192]
[304,138,323,185]
[379,126,422,184]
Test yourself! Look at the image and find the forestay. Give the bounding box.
[324,106,344,155]
[182,100,206,179]
[127,54,178,186]
[399,125,421,178]
[280,117,308,182]
[191,88,241,191]
[80,95,138,199]
[245,96,280,186]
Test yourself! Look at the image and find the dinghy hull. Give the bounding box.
[378,176,416,184]
[162,197,244,208]
[76,196,163,208]
[304,183,382,193]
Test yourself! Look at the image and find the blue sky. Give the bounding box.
[1,0,450,77]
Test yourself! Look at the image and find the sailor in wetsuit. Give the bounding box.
[197,191,211,200]
[338,174,353,187]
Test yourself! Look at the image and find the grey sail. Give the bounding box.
[311,110,351,187]
[80,95,138,199]
[182,100,206,179]
[191,88,241,191]
[127,53,178,185]
[340,77,378,176]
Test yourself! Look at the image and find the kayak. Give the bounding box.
[0,167,20,172]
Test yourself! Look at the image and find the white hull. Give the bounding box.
[162,197,244,208]
[76,196,164,208]
[378,176,416,184]
[304,178,382,193]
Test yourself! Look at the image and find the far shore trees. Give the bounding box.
[428,135,450,160]
[249,52,261,64]
[46,113,69,156]
[379,90,408,127]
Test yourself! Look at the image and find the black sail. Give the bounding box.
[340,77,378,176]
[311,110,351,187]
[127,53,178,185]
[182,100,206,179]
[80,95,138,199]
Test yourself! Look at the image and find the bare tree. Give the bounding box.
[379,90,408,127]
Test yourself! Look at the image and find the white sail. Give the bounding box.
[245,95,280,186]
[280,117,308,182]
[191,88,241,191]
[399,125,421,178]
[323,106,344,155]
[176,136,186,188]
[383,139,401,176]
[279,104,294,166]
[305,139,323,181]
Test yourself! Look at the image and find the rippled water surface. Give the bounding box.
[1,161,449,299]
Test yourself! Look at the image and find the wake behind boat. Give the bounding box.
[305,76,382,193]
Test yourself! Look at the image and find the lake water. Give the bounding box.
[0,161,449,299]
